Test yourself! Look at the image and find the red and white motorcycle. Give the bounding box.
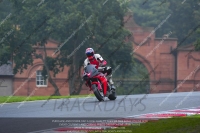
[82,64,117,101]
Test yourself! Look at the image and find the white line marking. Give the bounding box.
[127,106,200,117]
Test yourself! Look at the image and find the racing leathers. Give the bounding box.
[83,54,115,89]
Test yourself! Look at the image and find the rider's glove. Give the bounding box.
[102,60,107,66]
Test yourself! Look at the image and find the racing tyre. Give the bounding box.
[92,84,104,102]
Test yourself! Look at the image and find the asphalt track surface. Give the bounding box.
[0,92,200,133]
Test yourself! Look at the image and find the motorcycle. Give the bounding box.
[82,64,117,101]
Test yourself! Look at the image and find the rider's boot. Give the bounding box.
[107,74,116,90]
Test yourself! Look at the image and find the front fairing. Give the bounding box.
[83,64,100,78]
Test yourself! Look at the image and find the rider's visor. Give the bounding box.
[86,52,94,57]
[86,52,94,60]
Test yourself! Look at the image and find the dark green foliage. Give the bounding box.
[0,0,138,95]
[129,0,200,47]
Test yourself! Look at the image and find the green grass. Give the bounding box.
[90,115,200,133]
[188,114,200,118]
[0,94,94,103]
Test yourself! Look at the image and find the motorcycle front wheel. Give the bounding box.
[91,84,104,102]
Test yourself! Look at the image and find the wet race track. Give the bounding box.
[0,92,200,133]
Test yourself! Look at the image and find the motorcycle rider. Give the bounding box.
[83,48,116,90]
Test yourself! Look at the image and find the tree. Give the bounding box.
[129,0,172,38]
[54,0,134,94]
[0,0,12,63]
[167,0,200,46]
[0,0,12,20]
[0,0,134,95]
[128,0,200,46]
[194,0,200,51]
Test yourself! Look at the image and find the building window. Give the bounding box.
[36,70,47,87]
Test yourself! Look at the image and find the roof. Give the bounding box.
[0,63,14,76]
[177,44,194,51]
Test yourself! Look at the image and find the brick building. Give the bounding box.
[0,63,14,96]
[13,39,70,96]
[124,13,200,93]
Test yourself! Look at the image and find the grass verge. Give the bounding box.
[90,115,200,133]
[0,94,94,103]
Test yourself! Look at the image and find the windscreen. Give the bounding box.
[84,64,99,77]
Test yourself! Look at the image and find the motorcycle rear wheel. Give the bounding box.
[91,84,104,102]
[108,90,117,100]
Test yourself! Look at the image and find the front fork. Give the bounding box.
[88,77,107,96]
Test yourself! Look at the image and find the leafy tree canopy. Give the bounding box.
[128,0,200,47]
[0,0,135,95]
